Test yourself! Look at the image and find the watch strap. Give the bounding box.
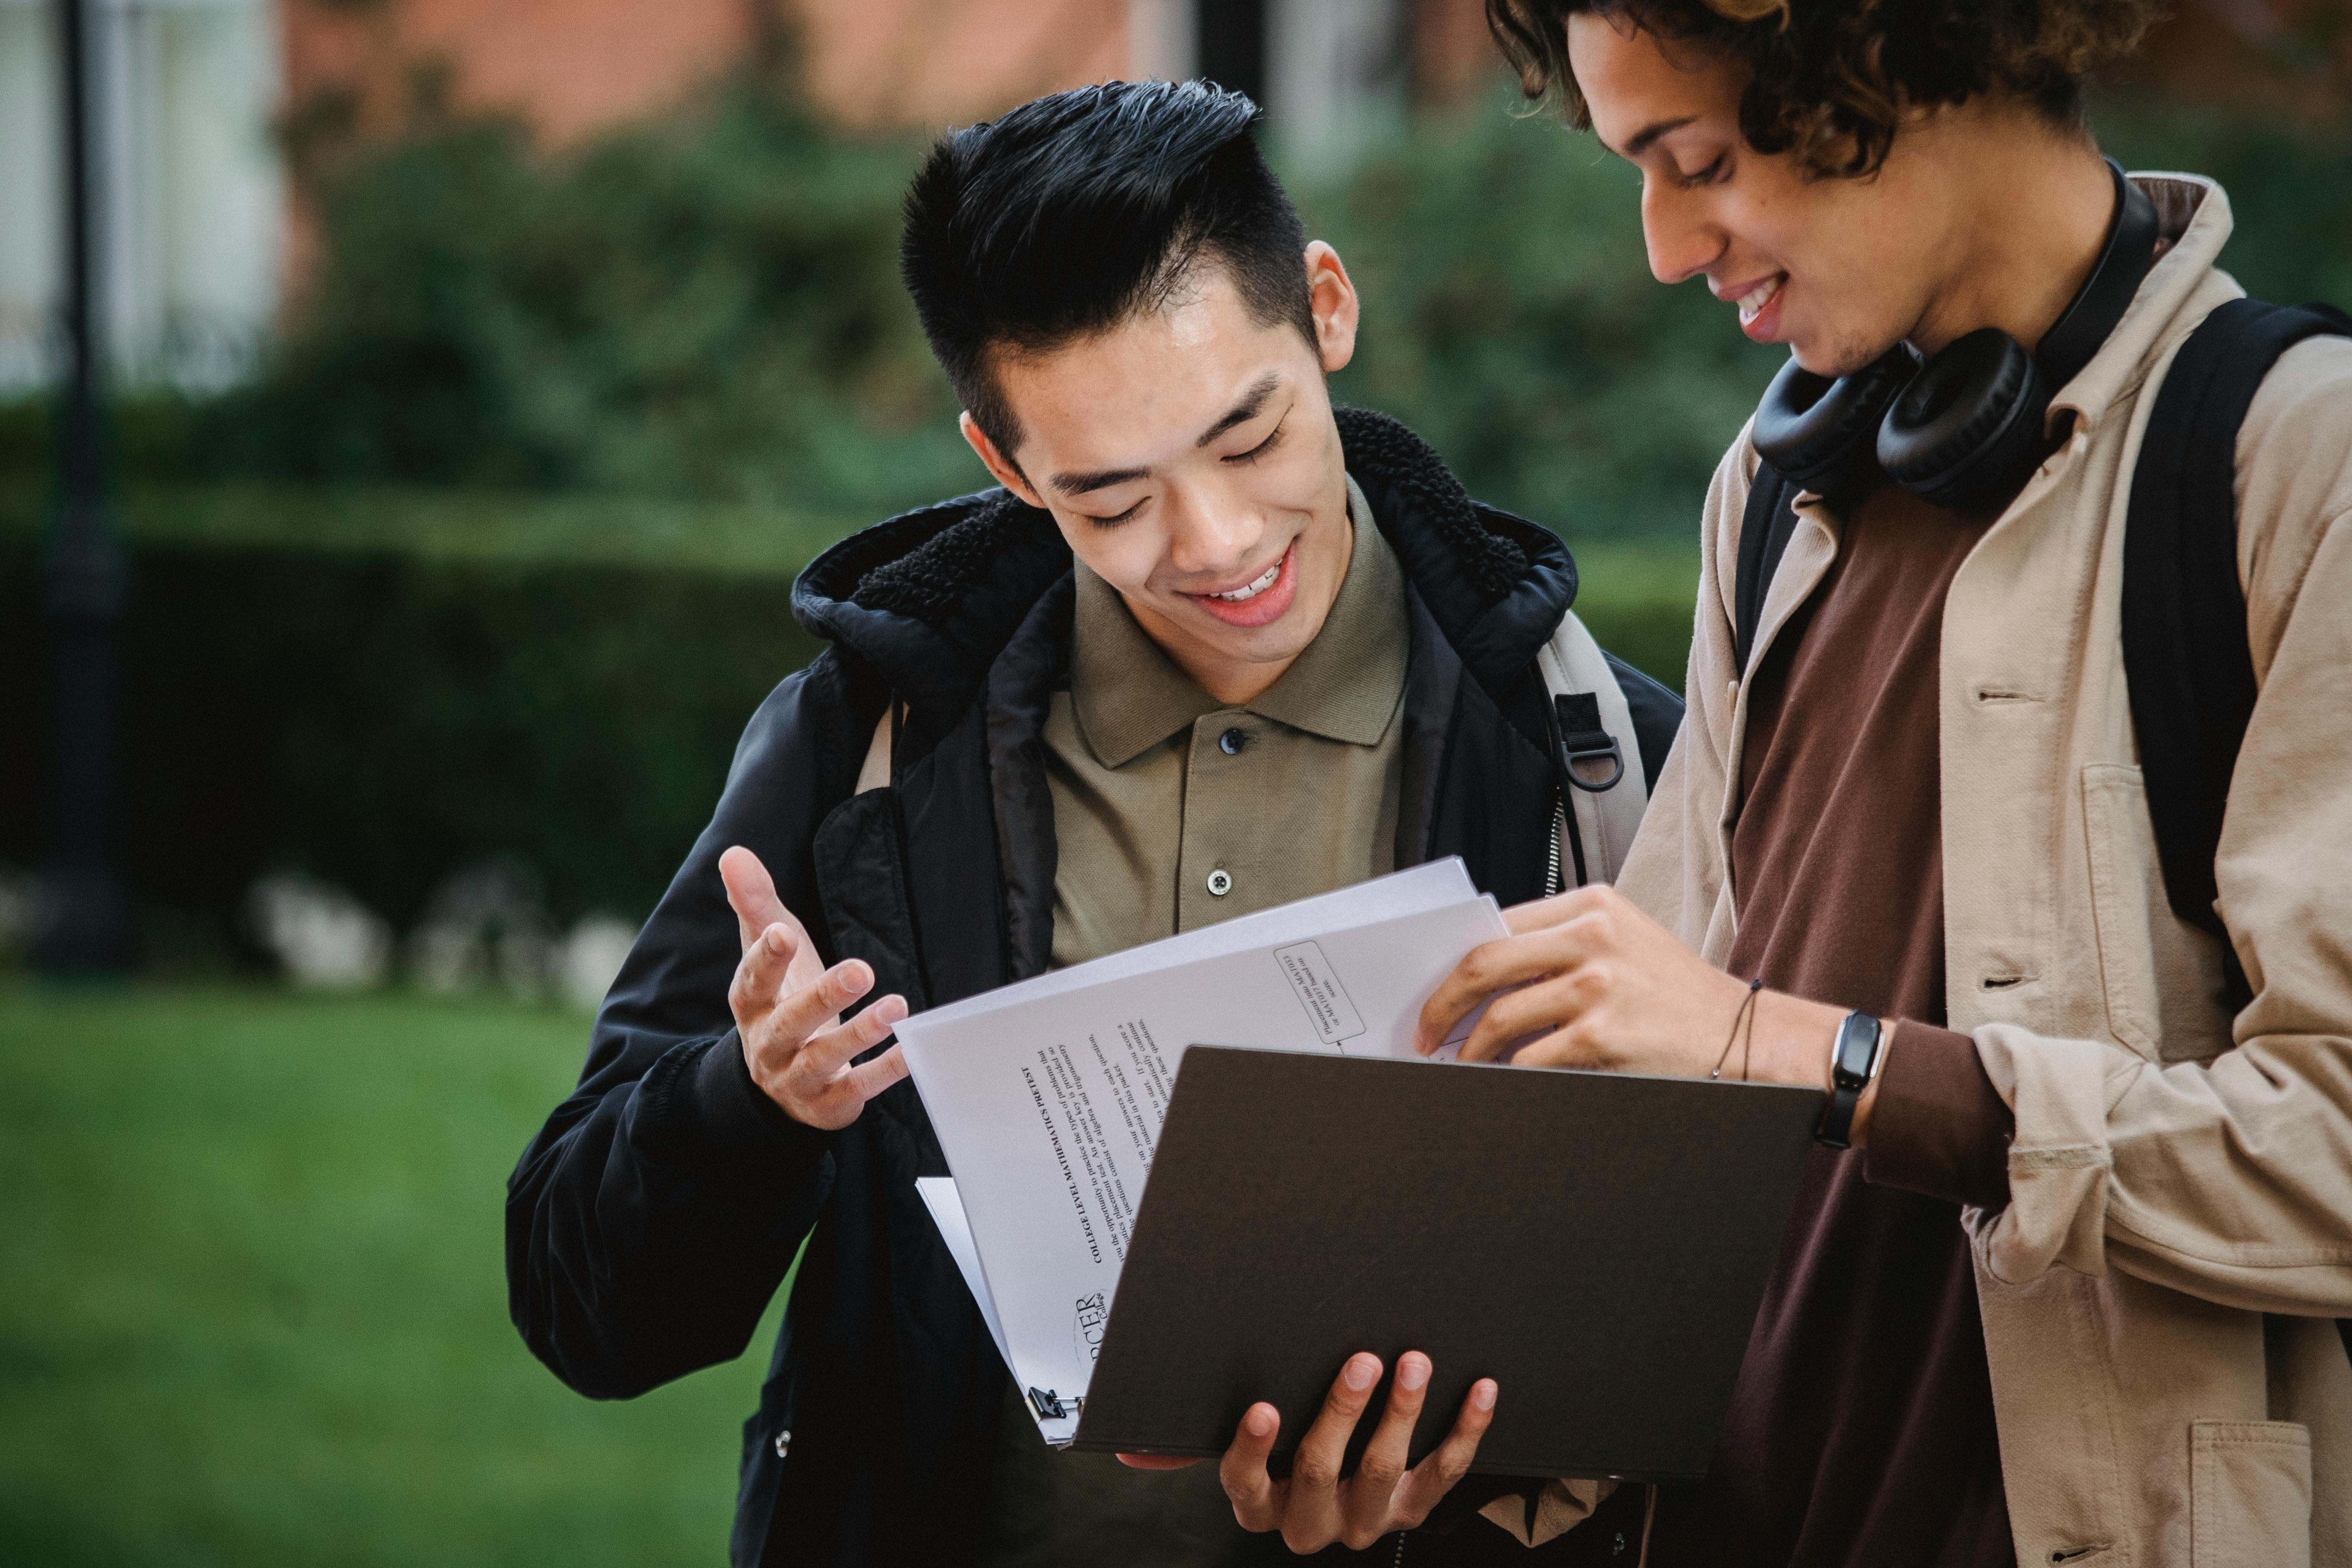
[1816,1011,1884,1150]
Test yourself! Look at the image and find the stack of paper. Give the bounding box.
[896,858,1508,1445]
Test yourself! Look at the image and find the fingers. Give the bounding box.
[838,1040,910,1104]
[1340,1352,1430,1547]
[721,847,824,1001]
[1219,1403,1283,1532]
[728,920,803,1029]
[779,916,830,996]
[1392,1378,1499,1528]
[778,993,902,1107]
[769,1004,908,1131]
[719,846,788,951]
[1281,1353,1380,1550]
[1493,1027,1584,1071]
[790,987,902,1076]
[1417,924,1595,1056]
[763,956,874,1052]
[1455,971,1599,1066]
[1502,886,1604,935]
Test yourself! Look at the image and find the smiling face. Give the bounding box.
[1567,14,1977,376]
[960,243,1360,706]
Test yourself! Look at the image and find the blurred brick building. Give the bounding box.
[2,0,2346,389]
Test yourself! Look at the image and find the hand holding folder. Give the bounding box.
[1117,1349,1499,1554]
[1067,1048,1817,1482]
[894,860,1509,1445]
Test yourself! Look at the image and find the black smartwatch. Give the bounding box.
[1815,1011,1884,1150]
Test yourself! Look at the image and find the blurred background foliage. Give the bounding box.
[4,76,2350,959]
[200,88,975,510]
[4,75,2350,962]
[11,81,2349,531]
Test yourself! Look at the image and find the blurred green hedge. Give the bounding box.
[0,498,1694,961]
[200,90,979,514]
[0,526,821,961]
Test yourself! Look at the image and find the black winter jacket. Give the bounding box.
[506,409,1683,1568]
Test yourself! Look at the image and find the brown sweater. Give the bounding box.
[1642,480,2019,1567]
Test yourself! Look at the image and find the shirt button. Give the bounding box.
[1218,727,1247,756]
[1206,868,1233,898]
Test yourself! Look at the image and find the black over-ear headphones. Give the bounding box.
[1751,160,2161,514]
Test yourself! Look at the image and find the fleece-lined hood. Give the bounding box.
[791,407,1579,720]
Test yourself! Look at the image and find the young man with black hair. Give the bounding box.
[507,80,1680,1568]
[1411,2,2352,1564]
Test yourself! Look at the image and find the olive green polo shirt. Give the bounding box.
[1043,475,1410,970]
[973,477,1412,1567]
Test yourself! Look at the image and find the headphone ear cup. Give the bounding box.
[1751,347,1919,500]
[1876,328,2051,514]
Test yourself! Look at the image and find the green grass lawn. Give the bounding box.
[0,982,783,1568]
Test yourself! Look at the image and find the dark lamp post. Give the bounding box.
[35,0,131,975]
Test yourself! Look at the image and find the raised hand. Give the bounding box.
[718,845,909,1130]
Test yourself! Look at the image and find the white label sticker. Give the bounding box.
[1274,940,1367,1046]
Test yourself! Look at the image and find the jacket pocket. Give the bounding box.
[2191,1419,2311,1568]
[2081,763,2241,1063]
[2081,765,2162,1057]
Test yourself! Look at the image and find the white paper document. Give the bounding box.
[895,861,1508,1444]
[909,857,1480,1028]
[915,1177,1010,1369]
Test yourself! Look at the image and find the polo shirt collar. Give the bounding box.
[1069,473,1408,768]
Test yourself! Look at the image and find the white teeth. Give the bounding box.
[1738,276,1784,325]
[1208,559,1282,603]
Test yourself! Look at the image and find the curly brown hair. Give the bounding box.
[1485,0,2167,178]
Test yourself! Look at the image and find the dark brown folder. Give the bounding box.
[1068,1046,1820,1480]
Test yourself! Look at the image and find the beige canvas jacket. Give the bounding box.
[1598,175,2352,1567]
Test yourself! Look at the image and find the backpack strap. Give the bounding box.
[1733,461,1808,677]
[1536,610,1651,886]
[2123,298,2352,1012]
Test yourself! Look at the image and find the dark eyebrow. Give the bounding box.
[1046,371,1284,497]
[1049,464,1151,497]
[1194,372,1283,449]
[1616,114,1699,160]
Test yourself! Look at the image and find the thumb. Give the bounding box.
[719,846,789,951]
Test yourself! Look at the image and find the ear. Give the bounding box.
[1304,241,1360,376]
[959,411,1048,511]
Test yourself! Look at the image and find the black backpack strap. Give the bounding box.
[1732,461,1808,676]
[2123,298,2352,1012]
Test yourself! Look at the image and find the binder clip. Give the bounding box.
[1027,1387,1081,1421]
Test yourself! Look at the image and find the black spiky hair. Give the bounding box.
[900,79,1316,458]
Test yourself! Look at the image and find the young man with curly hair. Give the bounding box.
[1410,1,2352,1563]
